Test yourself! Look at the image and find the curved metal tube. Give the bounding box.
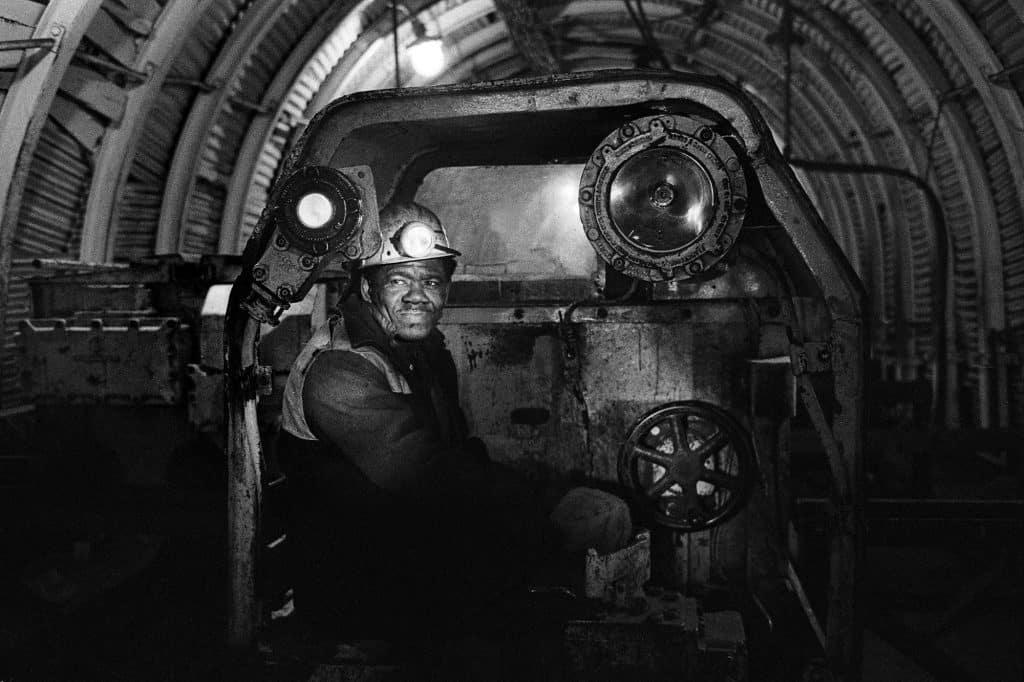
[788,157,949,425]
[225,274,264,649]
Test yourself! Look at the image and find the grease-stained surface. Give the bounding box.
[17,319,192,405]
[440,302,760,484]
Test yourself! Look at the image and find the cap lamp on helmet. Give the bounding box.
[361,201,460,269]
[396,221,438,258]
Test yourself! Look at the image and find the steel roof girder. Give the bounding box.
[219,1,370,253]
[698,19,875,284]
[728,2,906,316]
[799,52,899,318]
[799,1,944,330]
[0,0,103,344]
[307,0,439,110]
[852,1,1005,336]
[918,2,1024,241]
[154,0,293,256]
[786,10,917,342]
[78,0,223,264]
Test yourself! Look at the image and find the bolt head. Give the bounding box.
[651,182,676,207]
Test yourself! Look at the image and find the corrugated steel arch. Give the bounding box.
[153,0,297,255]
[804,2,946,366]
[685,24,869,271]
[111,0,252,261]
[227,0,440,252]
[78,0,224,263]
[218,1,375,254]
[1,0,1023,427]
[0,0,105,409]
[622,3,902,346]
[791,4,920,354]
[227,0,505,252]
[540,3,871,233]
[709,8,883,294]
[847,1,1006,423]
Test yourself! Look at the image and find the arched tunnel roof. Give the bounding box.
[1,0,1023,426]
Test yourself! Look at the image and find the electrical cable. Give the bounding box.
[787,157,949,426]
[622,0,671,70]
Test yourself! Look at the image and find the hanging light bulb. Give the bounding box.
[407,34,446,79]
[407,13,445,79]
[391,2,447,84]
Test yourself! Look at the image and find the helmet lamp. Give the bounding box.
[396,221,436,257]
[295,192,334,229]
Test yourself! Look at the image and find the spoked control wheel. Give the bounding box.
[618,401,755,532]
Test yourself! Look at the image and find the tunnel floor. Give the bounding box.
[0,445,1020,682]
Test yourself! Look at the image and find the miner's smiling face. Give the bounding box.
[361,259,451,341]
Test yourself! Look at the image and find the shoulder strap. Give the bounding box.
[281,313,410,441]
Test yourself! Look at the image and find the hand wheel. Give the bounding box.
[618,401,754,531]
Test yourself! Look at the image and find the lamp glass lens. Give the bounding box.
[399,222,436,257]
[608,148,715,252]
[296,192,334,229]
[408,38,446,79]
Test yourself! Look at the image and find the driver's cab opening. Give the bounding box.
[361,154,814,597]
[244,72,862,680]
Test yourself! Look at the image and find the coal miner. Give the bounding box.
[278,201,631,637]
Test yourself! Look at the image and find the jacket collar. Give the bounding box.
[340,296,443,355]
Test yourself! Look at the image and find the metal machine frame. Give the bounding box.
[225,70,865,679]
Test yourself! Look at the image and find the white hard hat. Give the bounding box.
[360,201,460,269]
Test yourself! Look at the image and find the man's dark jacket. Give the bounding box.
[277,296,537,635]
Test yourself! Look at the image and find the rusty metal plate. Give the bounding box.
[440,301,759,482]
[17,318,191,404]
[441,320,587,476]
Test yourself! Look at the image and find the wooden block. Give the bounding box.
[48,93,105,151]
[59,64,127,124]
[85,6,139,67]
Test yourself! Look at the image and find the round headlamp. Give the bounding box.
[275,165,363,255]
[579,115,747,281]
[608,148,716,252]
[395,221,437,258]
[295,192,334,229]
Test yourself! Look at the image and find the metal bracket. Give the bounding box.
[988,59,1024,88]
[255,365,274,396]
[235,363,275,397]
[789,340,833,375]
[797,373,852,507]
